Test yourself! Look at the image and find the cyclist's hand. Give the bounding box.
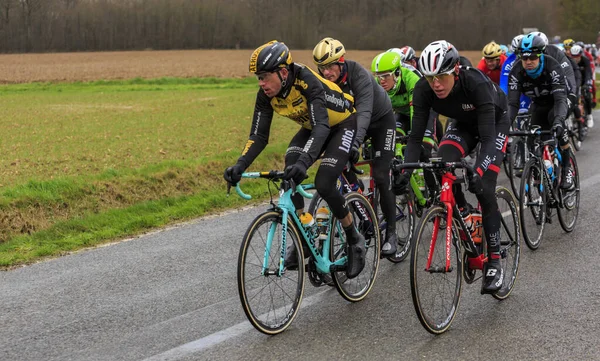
[392,171,410,195]
[349,144,360,164]
[551,121,564,138]
[468,173,483,195]
[283,162,308,184]
[224,163,244,185]
[567,93,577,109]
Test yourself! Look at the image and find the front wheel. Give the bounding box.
[410,205,462,334]
[492,186,521,300]
[519,158,546,250]
[237,211,305,335]
[386,194,415,263]
[557,150,580,232]
[330,192,380,302]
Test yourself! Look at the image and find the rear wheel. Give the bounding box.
[519,158,546,250]
[237,211,304,335]
[557,150,580,232]
[492,187,521,300]
[330,192,380,302]
[410,205,462,334]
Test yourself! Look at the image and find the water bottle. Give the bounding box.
[315,207,330,242]
[300,212,318,239]
[543,159,553,177]
[469,211,483,244]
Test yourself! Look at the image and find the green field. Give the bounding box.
[0,78,300,267]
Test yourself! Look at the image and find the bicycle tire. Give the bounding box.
[557,150,580,232]
[507,137,526,200]
[237,211,305,335]
[330,192,380,302]
[519,158,546,250]
[492,186,521,300]
[386,194,415,263]
[410,205,462,334]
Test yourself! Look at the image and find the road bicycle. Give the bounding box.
[393,158,521,334]
[512,127,580,250]
[233,171,380,335]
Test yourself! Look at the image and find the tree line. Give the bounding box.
[0,0,598,53]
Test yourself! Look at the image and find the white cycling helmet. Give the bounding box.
[418,40,459,76]
[510,34,524,53]
[386,47,404,59]
[570,44,583,56]
[530,31,548,46]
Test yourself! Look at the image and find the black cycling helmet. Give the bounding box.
[249,40,293,74]
[519,34,546,55]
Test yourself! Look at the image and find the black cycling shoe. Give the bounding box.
[380,232,398,257]
[346,233,366,279]
[481,259,504,294]
[560,166,575,190]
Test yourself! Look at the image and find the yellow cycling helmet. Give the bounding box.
[563,38,575,50]
[482,41,502,58]
[313,37,346,66]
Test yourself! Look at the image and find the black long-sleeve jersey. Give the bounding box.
[335,60,393,145]
[574,54,593,87]
[545,45,577,96]
[508,55,568,123]
[404,66,508,175]
[239,63,355,169]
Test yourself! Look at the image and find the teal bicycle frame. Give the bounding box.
[235,171,348,276]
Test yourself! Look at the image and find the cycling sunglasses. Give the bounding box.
[518,52,542,61]
[424,71,454,83]
[374,71,395,81]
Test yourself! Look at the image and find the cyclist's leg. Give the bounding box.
[367,110,397,254]
[421,111,439,192]
[283,128,312,268]
[316,115,365,278]
[477,113,509,293]
[546,107,576,189]
[438,120,476,210]
[285,128,312,212]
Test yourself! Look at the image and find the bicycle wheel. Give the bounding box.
[557,150,580,232]
[492,186,521,300]
[386,194,415,263]
[507,137,526,200]
[237,211,305,335]
[519,158,546,250]
[330,192,380,302]
[410,205,462,334]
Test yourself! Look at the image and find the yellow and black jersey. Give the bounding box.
[239,63,355,168]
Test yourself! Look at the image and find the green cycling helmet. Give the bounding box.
[371,52,402,95]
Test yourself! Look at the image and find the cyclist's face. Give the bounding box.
[256,69,286,98]
[318,63,342,83]
[521,56,540,70]
[375,71,396,91]
[484,57,500,70]
[425,65,457,99]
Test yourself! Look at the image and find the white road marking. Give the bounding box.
[143,289,331,361]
